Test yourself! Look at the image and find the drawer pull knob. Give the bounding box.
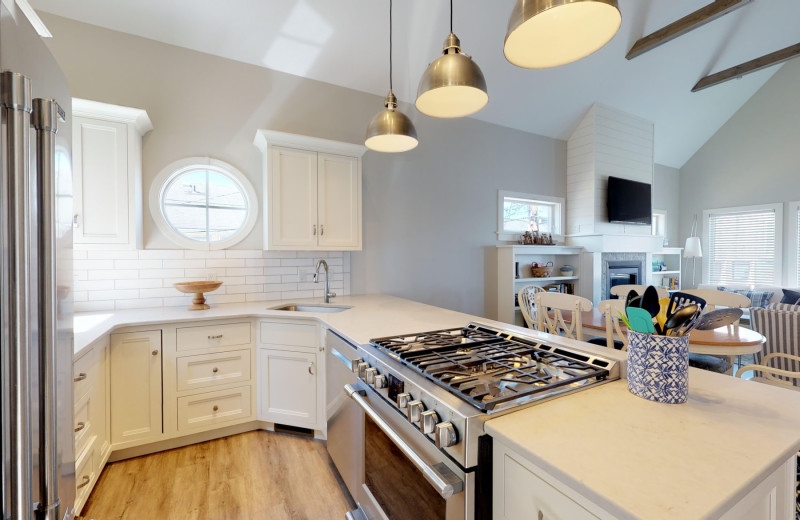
[308,361,314,375]
[74,422,86,433]
[212,367,219,373]
[208,334,223,340]
[538,511,543,520]
[77,475,91,489]
[74,372,87,382]
[152,350,158,356]
[213,405,219,412]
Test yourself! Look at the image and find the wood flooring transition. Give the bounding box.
[78,430,355,520]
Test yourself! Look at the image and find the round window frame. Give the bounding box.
[150,157,258,250]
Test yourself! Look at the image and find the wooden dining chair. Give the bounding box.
[593,299,628,350]
[517,285,546,330]
[682,289,751,312]
[535,292,593,341]
[610,284,669,299]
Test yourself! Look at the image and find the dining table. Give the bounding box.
[552,308,766,375]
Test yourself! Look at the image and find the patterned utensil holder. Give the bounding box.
[627,331,689,404]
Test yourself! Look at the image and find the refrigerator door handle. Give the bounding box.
[1,70,35,520]
[32,97,62,520]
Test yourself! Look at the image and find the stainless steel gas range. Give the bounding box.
[325,322,620,520]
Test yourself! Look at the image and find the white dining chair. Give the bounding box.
[682,289,751,312]
[535,292,593,341]
[610,284,669,300]
[517,285,546,330]
[595,299,628,350]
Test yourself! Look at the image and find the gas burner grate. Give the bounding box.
[370,323,611,412]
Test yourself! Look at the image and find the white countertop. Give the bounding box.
[485,370,800,519]
[74,294,800,519]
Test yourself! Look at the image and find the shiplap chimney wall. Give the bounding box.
[566,104,655,236]
[72,249,350,312]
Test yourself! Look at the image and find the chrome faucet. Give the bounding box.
[313,259,336,303]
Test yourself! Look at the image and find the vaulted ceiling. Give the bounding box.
[30,0,800,168]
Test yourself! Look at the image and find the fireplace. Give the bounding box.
[601,254,645,300]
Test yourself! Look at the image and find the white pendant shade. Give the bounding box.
[684,236,703,258]
[416,33,488,118]
[504,0,621,69]
[365,91,418,153]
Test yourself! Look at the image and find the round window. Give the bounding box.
[150,158,257,250]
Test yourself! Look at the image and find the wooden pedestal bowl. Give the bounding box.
[173,281,223,310]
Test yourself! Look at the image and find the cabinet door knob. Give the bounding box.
[151,350,158,356]
[73,372,87,382]
[320,224,324,236]
[537,511,543,520]
[313,224,317,236]
[212,367,219,373]
[73,214,79,228]
[213,405,219,412]
[77,475,91,489]
[74,422,86,433]
[308,361,314,375]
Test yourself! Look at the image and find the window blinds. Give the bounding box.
[707,208,777,285]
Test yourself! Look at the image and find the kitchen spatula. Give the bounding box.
[694,308,744,330]
[626,307,655,334]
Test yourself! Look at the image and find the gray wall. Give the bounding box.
[678,59,800,286]
[41,13,567,316]
[653,163,680,247]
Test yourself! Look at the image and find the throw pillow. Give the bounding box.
[780,288,800,305]
[716,286,775,308]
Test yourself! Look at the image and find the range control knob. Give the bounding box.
[357,362,370,379]
[396,393,411,409]
[364,367,378,385]
[420,410,439,434]
[435,422,458,449]
[351,358,364,373]
[373,374,387,389]
[407,401,425,424]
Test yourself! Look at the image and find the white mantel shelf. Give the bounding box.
[566,233,665,253]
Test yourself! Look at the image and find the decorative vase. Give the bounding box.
[626,330,689,404]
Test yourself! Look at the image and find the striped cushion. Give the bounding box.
[750,307,800,386]
[768,303,800,312]
[717,287,774,308]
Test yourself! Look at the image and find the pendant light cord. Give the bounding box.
[389,0,393,92]
[450,0,453,33]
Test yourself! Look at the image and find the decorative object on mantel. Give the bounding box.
[364,0,418,153]
[416,0,488,118]
[684,215,703,287]
[173,281,223,310]
[519,230,554,245]
[504,0,621,69]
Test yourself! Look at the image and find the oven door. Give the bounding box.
[345,384,469,520]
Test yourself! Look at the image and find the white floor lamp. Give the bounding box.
[684,216,703,288]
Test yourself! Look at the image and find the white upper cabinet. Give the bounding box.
[254,130,366,251]
[72,99,152,249]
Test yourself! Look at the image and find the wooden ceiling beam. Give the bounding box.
[626,0,752,60]
[692,43,800,92]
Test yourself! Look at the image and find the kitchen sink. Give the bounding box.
[269,303,352,313]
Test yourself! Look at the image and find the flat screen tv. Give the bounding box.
[606,176,652,225]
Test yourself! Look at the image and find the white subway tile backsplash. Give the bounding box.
[71,249,350,310]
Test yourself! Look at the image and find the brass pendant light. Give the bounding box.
[365,0,418,153]
[504,0,621,69]
[416,0,488,118]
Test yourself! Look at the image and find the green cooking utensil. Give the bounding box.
[626,307,655,334]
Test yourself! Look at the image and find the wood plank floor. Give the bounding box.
[80,430,354,520]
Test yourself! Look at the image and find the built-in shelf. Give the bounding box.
[514,276,579,283]
[652,270,680,275]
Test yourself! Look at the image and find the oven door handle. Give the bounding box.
[344,384,464,499]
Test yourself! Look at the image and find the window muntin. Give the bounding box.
[151,158,257,250]
[704,204,782,286]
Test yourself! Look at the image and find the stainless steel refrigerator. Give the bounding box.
[1,2,75,519]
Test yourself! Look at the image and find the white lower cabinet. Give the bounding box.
[258,348,318,428]
[110,329,163,447]
[177,385,252,432]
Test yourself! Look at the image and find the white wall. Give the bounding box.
[653,163,680,247]
[42,14,567,316]
[678,59,800,287]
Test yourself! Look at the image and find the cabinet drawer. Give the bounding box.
[502,454,599,520]
[73,349,95,404]
[74,436,97,508]
[73,394,94,459]
[259,320,319,349]
[176,322,251,351]
[176,350,251,391]
[177,386,252,431]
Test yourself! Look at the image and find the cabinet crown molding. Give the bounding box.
[254,130,366,158]
[73,98,153,135]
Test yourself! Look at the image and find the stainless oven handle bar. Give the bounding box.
[344,384,464,499]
